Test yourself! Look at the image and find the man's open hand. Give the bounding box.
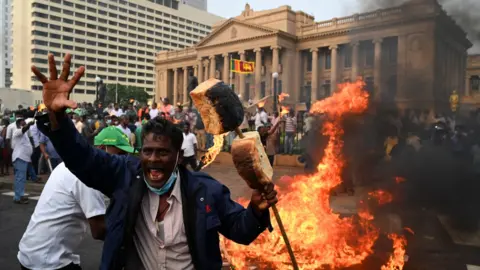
[31,53,85,113]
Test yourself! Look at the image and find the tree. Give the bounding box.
[105,84,151,105]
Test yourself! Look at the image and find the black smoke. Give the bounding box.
[355,0,480,54]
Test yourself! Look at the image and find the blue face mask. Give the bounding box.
[144,153,179,196]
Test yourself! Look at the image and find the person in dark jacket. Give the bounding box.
[32,53,278,270]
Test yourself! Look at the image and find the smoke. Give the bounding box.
[355,0,480,54]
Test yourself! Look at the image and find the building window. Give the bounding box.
[87,15,96,21]
[32,30,48,37]
[50,42,61,48]
[324,51,331,70]
[63,18,74,24]
[63,44,73,50]
[75,21,86,27]
[50,24,61,30]
[86,90,96,95]
[63,9,74,16]
[365,44,374,67]
[32,58,48,64]
[344,46,352,68]
[471,76,480,92]
[63,35,74,42]
[32,12,49,19]
[50,6,61,13]
[87,49,96,54]
[75,29,85,35]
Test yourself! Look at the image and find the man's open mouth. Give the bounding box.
[147,168,164,182]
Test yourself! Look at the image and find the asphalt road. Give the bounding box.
[0,191,103,270]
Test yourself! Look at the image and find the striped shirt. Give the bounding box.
[285,116,297,132]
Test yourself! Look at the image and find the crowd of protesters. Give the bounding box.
[0,97,219,203]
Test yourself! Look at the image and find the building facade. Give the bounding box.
[463,55,480,110]
[11,0,221,102]
[0,0,12,88]
[155,0,471,111]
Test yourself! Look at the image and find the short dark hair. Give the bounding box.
[142,117,183,151]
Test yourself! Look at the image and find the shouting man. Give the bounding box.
[32,53,278,270]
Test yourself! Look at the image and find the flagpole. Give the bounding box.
[229,53,233,88]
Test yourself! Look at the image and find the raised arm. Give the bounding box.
[32,53,126,197]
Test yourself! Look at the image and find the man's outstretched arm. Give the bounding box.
[33,53,125,197]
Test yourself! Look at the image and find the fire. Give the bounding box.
[222,80,403,269]
[200,133,226,169]
[280,106,290,117]
[368,190,393,205]
[278,93,290,102]
[395,177,406,184]
[258,101,266,108]
[381,234,407,270]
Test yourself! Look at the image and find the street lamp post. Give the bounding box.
[95,76,102,103]
[272,72,279,112]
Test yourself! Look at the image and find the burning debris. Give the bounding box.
[222,80,407,269]
[369,190,394,206]
[278,93,290,103]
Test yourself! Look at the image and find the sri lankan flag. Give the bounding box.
[230,59,255,74]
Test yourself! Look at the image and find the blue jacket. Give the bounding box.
[37,115,272,270]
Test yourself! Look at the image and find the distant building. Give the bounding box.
[0,0,12,88]
[182,0,207,11]
[11,0,222,102]
[155,0,471,111]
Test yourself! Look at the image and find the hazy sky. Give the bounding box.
[207,0,359,21]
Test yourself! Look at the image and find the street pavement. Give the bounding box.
[1,164,480,269]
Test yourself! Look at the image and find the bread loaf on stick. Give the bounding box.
[231,131,273,190]
[190,78,244,135]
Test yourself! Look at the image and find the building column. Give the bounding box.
[294,49,302,102]
[193,65,198,77]
[466,75,471,96]
[203,59,209,81]
[311,48,319,102]
[222,53,229,83]
[330,45,338,94]
[173,68,179,105]
[373,38,383,101]
[396,35,407,100]
[182,67,189,104]
[197,58,203,83]
[271,45,280,75]
[254,48,262,100]
[209,55,216,79]
[351,41,360,81]
[239,50,246,101]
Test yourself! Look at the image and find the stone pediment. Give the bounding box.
[195,19,279,48]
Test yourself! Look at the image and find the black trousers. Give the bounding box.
[21,262,81,270]
[182,155,199,171]
[31,146,41,175]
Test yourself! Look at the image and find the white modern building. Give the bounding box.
[0,0,13,88]
[11,0,222,102]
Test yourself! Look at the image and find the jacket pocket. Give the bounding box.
[206,214,221,230]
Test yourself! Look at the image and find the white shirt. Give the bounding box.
[11,126,33,162]
[18,163,106,269]
[112,108,123,117]
[6,121,16,141]
[254,111,269,130]
[149,108,159,119]
[132,173,193,270]
[182,133,197,157]
[117,125,132,137]
[26,118,40,148]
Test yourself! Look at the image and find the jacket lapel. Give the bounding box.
[124,168,147,255]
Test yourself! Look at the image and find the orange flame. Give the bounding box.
[223,80,402,269]
[278,93,290,102]
[280,106,290,117]
[381,234,407,270]
[368,190,394,205]
[395,177,406,184]
[200,134,225,169]
[258,101,266,108]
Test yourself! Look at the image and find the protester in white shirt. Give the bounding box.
[181,123,199,171]
[11,118,35,204]
[116,115,132,138]
[18,163,106,270]
[111,103,123,117]
[5,120,16,148]
[254,107,269,131]
[149,102,159,119]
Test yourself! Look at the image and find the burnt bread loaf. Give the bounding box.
[190,78,244,135]
[231,131,273,190]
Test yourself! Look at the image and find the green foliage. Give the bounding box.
[105,84,151,105]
